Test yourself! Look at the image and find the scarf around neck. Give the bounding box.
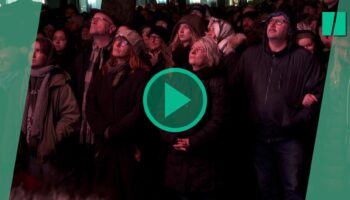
[22,65,55,143]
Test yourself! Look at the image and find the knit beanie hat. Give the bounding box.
[115,29,146,57]
[241,11,258,22]
[149,25,170,44]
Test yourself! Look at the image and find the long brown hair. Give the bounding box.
[104,47,150,74]
[35,37,56,66]
[169,31,199,52]
[129,48,150,71]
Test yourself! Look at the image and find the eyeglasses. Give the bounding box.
[190,47,206,54]
[90,16,113,24]
[114,36,129,47]
[268,19,289,26]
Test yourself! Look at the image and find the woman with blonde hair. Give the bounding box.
[162,36,229,200]
[86,29,150,200]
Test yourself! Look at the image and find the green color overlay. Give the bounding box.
[0,1,41,199]
[322,12,347,36]
[307,0,350,199]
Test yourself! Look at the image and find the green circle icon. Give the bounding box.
[143,68,207,132]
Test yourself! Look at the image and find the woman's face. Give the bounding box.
[142,27,151,48]
[112,36,131,59]
[53,30,67,52]
[297,37,315,54]
[189,41,208,71]
[206,25,216,40]
[178,24,193,44]
[31,42,48,68]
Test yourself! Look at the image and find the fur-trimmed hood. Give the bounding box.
[219,33,247,55]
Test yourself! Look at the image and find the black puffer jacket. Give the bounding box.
[162,67,229,194]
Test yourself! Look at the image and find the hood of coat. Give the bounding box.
[262,9,297,55]
[170,15,205,42]
[49,66,71,88]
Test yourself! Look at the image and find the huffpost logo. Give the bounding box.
[322,12,347,36]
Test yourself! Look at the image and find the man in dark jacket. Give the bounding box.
[73,10,116,144]
[235,10,322,200]
[72,10,116,194]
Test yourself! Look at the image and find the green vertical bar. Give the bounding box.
[0,1,41,199]
[334,12,347,36]
[307,0,350,199]
[322,12,336,36]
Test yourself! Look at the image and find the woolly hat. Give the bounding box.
[115,29,146,56]
[189,4,206,17]
[149,25,170,44]
[241,11,258,22]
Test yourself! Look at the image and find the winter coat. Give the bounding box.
[72,42,112,107]
[236,40,323,142]
[54,47,77,77]
[162,67,229,194]
[172,45,191,70]
[21,67,80,162]
[86,65,149,199]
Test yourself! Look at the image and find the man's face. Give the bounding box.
[242,17,254,33]
[267,15,289,41]
[148,33,162,51]
[90,13,114,36]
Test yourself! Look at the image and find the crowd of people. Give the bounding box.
[9,0,339,199]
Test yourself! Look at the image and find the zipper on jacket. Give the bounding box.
[265,55,275,105]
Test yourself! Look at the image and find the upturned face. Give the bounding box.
[31,42,48,68]
[267,15,289,41]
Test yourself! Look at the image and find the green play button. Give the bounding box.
[143,68,207,132]
[164,83,191,118]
